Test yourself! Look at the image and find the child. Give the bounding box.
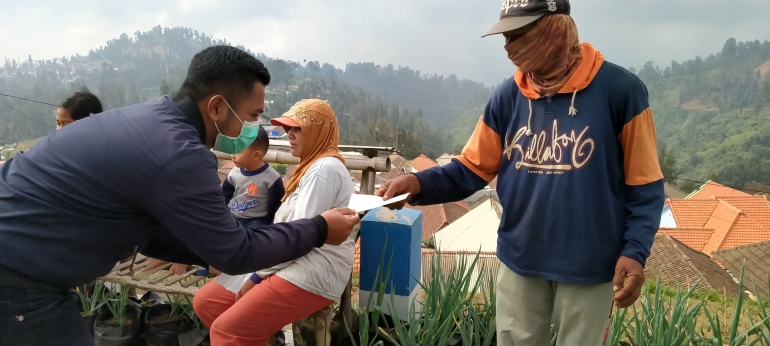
[56,89,103,129]
[146,126,284,275]
[221,125,284,228]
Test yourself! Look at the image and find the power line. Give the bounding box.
[0,108,28,151]
[0,93,58,107]
[0,98,55,127]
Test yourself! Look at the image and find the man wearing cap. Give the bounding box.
[377,0,664,344]
[0,46,359,345]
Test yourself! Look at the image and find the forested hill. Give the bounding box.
[639,38,770,190]
[0,26,491,159]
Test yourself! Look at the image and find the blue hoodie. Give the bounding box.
[0,93,327,289]
[412,43,664,285]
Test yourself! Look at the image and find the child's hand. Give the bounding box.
[169,263,188,275]
[144,258,168,271]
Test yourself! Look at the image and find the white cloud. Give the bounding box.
[1,0,768,85]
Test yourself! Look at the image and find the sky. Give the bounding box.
[1,0,769,86]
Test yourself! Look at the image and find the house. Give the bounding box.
[436,153,455,166]
[464,189,500,207]
[687,181,751,199]
[659,195,770,256]
[409,154,438,173]
[262,125,286,139]
[405,201,471,240]
[389,153,410,174]
[713,241,770,295]
[646,234,738,295]
[433,197,502,252]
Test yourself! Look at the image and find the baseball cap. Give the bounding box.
[482,0,571,38]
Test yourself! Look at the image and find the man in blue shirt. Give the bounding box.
[0,45,358,345]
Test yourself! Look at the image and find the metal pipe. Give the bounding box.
[212,149,391,172]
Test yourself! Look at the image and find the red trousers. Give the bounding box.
[193,275,333,346]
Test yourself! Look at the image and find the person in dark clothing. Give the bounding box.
[55,89,103,129]
[0,45,358,346]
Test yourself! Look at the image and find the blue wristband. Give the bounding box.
[249,273,263,284]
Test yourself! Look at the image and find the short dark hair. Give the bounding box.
[250,125,270,152]
[61,90,103,121]
[180,46,271,105]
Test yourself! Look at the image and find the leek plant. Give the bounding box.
[105,284,131,325]
[75,281,108,316]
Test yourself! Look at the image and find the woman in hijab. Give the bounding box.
[194,99,356,345]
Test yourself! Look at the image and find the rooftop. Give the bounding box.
[409,154,438,172]
[647,234,738,296]
[687,181,751,200]
[714,240,770,295]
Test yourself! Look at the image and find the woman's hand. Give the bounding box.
[169,263,188,275]
[235,280,256,302]
[144,258,168,271]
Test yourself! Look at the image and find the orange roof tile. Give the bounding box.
[657,228,715,252]
[688,181,751,200]
[406,204,448,239]
[409,154,438,172]
[667,199,719,228]
[720,215,770,249]
[444,202,471,225]
[716,196,770,229]
[701,200,742,255]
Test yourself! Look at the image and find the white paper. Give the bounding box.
[214,273,252,294]
[347,193,409,213]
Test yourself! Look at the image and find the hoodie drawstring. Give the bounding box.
[525,98,533,136]
[569,89,578,116]
[526,90,578,136]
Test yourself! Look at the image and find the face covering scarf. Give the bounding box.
[504,14,582,96]
[212,99,261,154]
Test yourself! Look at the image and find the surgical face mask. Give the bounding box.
[212,99,261,154]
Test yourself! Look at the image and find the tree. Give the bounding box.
[159,79,174,96]
[658,143,679,184]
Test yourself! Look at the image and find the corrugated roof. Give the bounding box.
[714,240,770,295]
[664,182,688,199]
[647,234,738,296]
[409,154,438,172]
[389,154,407,170]
[657,228,715,252]
[687,181,751,199]
[444,201,471,225]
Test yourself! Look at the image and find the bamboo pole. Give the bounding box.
[212,149,391,172]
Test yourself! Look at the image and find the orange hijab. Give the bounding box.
[278,99,344,202]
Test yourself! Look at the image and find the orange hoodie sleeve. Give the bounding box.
[455,115,502,182]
